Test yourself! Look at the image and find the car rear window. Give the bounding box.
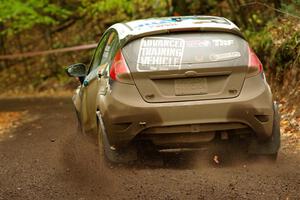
[122,32,248,72]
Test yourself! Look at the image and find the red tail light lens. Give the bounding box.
[247,47,263,77]
[110,50,131,83]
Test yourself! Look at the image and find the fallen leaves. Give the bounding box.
[0,111,27,140]
[279,100,300,154]
[213,155,220,164]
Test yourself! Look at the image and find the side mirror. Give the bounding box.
[65,63,87,77]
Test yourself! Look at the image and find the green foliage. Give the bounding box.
[273,32,300,72]
[80,0,133,22]
[282,0,300,16]
[0,0,71,35]
[187,0,218,15]
[80,0,168,24]
[245,25,273,66]
[0,0,299,94]
[245,17,300,78]
[131,0,169,19]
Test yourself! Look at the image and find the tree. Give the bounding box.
[0,0,71,36]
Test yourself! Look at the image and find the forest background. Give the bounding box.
[0,0,299,102]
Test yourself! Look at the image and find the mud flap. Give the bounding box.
[96,111,137,163]
[248,102,281,155]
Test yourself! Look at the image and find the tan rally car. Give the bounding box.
[66,16,280,163]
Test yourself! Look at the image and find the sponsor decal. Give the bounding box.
[212,39,234,47]
[133,19,174,29]
[209,51,241,61]
[185,39,234,48]
[186,40,211,48]
[137,37,185,71]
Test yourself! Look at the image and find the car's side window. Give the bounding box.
[104,33,119,76]
[88,31,118,76]
[89,33,109,73]
[100,32,118,68]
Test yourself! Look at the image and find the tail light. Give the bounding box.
[109,50,133,84]
[247,46,263,77]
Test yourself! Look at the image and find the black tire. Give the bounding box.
[248,102,281,161]
[96,114,137,164]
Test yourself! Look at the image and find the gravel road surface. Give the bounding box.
[0,97,299,200]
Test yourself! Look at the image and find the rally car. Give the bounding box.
[66,16,280,163]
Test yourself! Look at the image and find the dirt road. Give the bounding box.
[0,97,299,200]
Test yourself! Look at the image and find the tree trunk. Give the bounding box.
[273,0,281,16]
[0,23,8,70]
[166,0,173,16]
[16,33,30,74]
[44,28,59,78]
[226,0,240,26]
[273,0,281,9]
[226,0,249,29]
[235,0,248,29]
[172,0,189,15]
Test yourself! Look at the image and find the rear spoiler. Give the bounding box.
[119,26,245,47]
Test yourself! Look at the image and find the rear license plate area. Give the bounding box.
[175,78,207,96]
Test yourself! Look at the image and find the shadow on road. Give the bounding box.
[1,97,299,200]
[61,128,276,172]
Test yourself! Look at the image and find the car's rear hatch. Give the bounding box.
[122,32,249,103]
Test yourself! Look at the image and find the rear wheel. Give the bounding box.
[248,102,281,161]
[97,114,137,164]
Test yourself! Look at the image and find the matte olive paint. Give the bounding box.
[94,74,273,149]
[72,16,276,152]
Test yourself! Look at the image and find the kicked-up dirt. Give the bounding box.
[0,97,299,200]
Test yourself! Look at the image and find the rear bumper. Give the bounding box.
[98,75,274,148]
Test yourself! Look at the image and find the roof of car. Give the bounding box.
[108,16,243,45]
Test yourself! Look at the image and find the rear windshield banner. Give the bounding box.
[123,33,247,72]
[137,37,185,71]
